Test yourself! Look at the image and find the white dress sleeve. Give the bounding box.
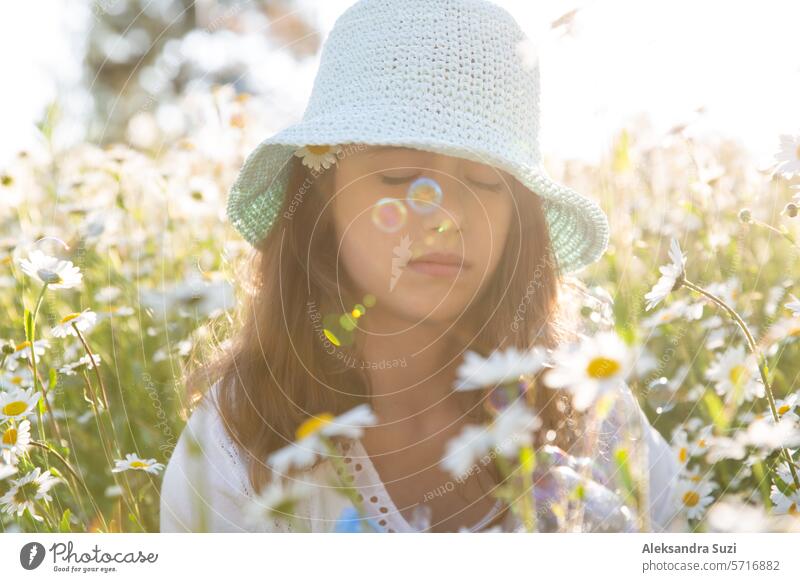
[159,381,291,532]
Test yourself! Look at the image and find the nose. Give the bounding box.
[415,165,469,229]
[414,172,468,251]
[420,185,464,238]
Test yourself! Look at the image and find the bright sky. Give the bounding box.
[2,0,799,168]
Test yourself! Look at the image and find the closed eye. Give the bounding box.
[467,177,504,192]
[380,173,419,185]
[380,174,505,191]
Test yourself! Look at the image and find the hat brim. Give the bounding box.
[227,115,609,274]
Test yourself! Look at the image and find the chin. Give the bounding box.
[387,293,474,325]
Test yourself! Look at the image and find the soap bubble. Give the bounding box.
[371,198,407,232]
[406,177,443,214]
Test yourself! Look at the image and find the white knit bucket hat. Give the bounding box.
[227,0,609,274]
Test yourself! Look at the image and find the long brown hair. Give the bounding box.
[185,152,586,494]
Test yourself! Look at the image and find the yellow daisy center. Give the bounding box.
[729,364,746,385]
[2,401,28,417]
[307,145,331,155]
[296,413,335,441]
[586,357,621,379]
[2,427,17,445]
[15,341,31,352]
[678,447,688,463]
[60,313,81,324]
[778,405,791,416]
[682,491,700,507]
[790,502,798,516]
[697,438,707,448]
[130,461,149,469]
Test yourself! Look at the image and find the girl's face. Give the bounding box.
[326,145,515,325]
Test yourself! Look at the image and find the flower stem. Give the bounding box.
[748,217,800,251]
[682,278,800,491]
[27,284,49,441]
[30,439,106,531]
[73,326,110,411]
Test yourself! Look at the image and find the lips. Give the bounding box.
[407,252,469,277]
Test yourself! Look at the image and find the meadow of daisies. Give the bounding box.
[2,85,800,532]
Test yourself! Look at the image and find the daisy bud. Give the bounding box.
[738,208,752,224]
[783,203,798,218]
[1,342,14,355]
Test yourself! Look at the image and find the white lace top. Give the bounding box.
[160,380,685,533]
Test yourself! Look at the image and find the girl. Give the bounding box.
[160,0,683,533]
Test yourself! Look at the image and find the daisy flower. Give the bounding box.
[245,479,313,529]
[745,417,800,451]
[5,339,49,368]
[454,346,548,391]
[94,286,121,303]
[704,434,748,464]
[543,331,631,412]
[644,237,686,311]
[139,275,235,320]
[440,400,541,478]
[1,419,31,464]
[0,467,62,521]
[17,250,83,289]
[58,354,101,376]
[0,463,17,481]
[50,309,97,338]
[707,497,774,533]
[769,484,800,516]
[787,295,800,317]
[440,425,493,477]
[487,399,541,456]
[111,453,165,474]
[671,428,693,465]
[706,345,764,401]
[0,368,34,390]
[267,404,377,475]
[0,388,40,421]
[775,454,799,484]
[676,478,715,520]
[773,134,800,178]
[672,425,714,465]
[294,145,343,172]
[641,299,703,328]
[774,393,800,423]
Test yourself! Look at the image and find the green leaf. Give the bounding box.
[613,446,637,508]
[59,509,72,532]
[24,308,33,341]
[49,367,58,390]
[702,390,729,432]
[751,461,772,509]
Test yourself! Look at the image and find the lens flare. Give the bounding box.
[371,198,407,232]
[406,177,443,214]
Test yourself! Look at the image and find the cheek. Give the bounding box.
[468,194,513,272]
[333,194,399,294]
